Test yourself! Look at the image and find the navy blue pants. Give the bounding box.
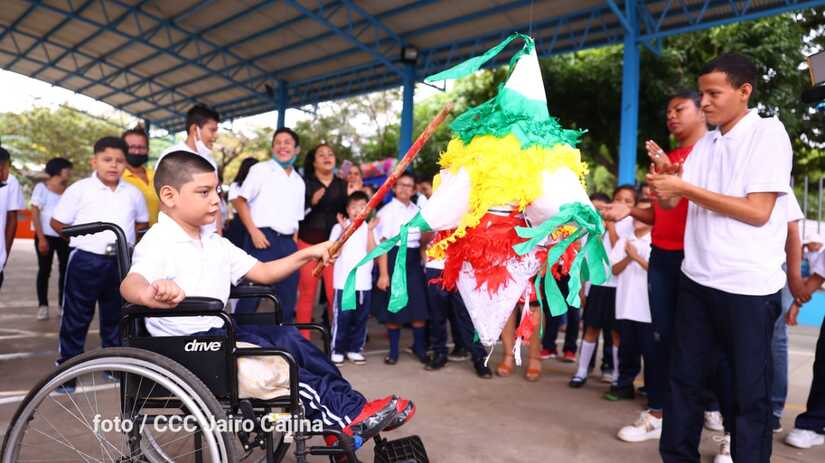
[58,250,121,364]
[202,324,366,430]
[794,316,825,433]
[615,319,655,393]
[236,229,299,322]
[425,268,486,360]
[332,290,371,355]
[660,274,780,463]
[647,247,720,414]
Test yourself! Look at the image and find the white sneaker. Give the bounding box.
[331,353,345,365]
[712,433,732,463]
[36,306,49,321]
[346,352,366,365]
[600,371,616,383]
[617,410,662,442]
[785,428,825,449]
[704,411,724,432]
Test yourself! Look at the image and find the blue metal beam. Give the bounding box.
[6,0,98,70]
[277,80,288,129]
[398,63,415,158]
[618,0,640,185]
[605,0,633,33]
[0,3,37,45]
[91,0,278,103]
[638,0,825,41]
[26,0,269,100]
[282,0,402,76]
[31,0,153,81]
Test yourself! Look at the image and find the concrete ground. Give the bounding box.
[1,238,824,462]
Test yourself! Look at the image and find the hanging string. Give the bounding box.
[528,0,535,37]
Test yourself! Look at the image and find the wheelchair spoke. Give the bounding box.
[30,419,105,463]
[47,390,123,461]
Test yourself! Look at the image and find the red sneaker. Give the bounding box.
[384,397,415,432]
[561,351,576,363]
[342,395,398,444]
[540,348,557,360]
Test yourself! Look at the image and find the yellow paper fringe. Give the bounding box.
[427,134,588,259]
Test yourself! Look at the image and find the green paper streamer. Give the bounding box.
[342,213,432,313]
[513,202,609,317]
[424,33,534,83]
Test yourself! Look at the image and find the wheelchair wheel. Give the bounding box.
[1,347,239,463]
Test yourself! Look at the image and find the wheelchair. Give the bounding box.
[1,222,428,463]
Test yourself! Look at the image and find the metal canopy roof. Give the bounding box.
[1,0,822,132]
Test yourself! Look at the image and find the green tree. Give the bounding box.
[0,105,126,184]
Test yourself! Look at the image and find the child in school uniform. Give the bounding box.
[374,173,430,365]
[569,188,636,388]
[329,191,378,365]
[0,147,26,291]
[120,151,414,446]
[51,137,149,366]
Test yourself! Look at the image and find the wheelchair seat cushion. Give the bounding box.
[236,341,291,400]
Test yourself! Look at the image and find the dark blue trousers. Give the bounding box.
[660,274,780,463]
[542,275,579,354]
[647,247,720,414]
[425,268,486,360]
[202,324,366,430]
[615,319,655,393]
[236,229,299,322]
[58,249,121,364]
[332,289,371,355]
[794,316,825,433]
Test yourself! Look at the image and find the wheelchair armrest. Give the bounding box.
[124,297,226,315]
[281,323,331,355]
[229,284,277,299]
[234,348,300,409]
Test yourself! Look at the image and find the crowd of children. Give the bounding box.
[2,51,825,461]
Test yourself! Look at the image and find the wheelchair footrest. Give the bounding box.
[373,435,428,463]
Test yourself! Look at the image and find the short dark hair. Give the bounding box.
[589,192,610,203]
[155,151,215,193]
[346,190,370,208]
[613,184,638,203]
[416,175,433,185]
[122,125,149,142]
[668,89,700,108]
[94,136,129,156]
[0,147,9,164]
[185,103,220,134]
[272,127,300,147]
[397,172,415,184]
[699,53,757,93]
[45,157,73,177]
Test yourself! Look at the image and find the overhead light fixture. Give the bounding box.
[400,45,419,64]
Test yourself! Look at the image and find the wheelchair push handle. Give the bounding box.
[62,222,131,280]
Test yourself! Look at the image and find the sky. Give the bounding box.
[0,69,448,141]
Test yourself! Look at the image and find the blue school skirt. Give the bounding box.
[373,246,429,324]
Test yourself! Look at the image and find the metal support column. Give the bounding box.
[617,0,640,185]
[398,63,415,158]
[277,80,288,129]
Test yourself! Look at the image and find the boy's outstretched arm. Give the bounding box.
[120,273,186,309]
[245,241,335,285]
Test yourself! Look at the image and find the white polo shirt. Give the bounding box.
[0,175,25,269]
[597,216,634,288]
[227,182,242,201]
[130,212,258,337]
[157,141,217,169]
[610,230,652,323]
[681,110,793,295]
[30,182,62,237]
[239,160,305,235]
[52,174,148,255]
[376,198,421,248]
[329,221,374,290]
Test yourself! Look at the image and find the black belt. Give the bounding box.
[263,228,293,238]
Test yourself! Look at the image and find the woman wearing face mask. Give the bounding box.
[122,126,159,226]
[31,157,73,321]
[296,144,348,337]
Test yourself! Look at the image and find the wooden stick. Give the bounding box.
[313,101,454,277]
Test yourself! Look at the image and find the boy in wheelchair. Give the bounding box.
[120,151,415,449]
